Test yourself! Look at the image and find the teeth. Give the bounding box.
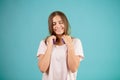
[55,29,62,31]
[57,29,61,31]
[56,28,63,30]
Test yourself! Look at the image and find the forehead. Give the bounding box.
[52,15,62,22]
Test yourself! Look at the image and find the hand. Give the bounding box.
[62,35,72,47]
[47,35,56,45]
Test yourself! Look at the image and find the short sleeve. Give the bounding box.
[36,40,47,57]
[73,38,84,61]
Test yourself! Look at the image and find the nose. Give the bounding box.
[56,22,61,28]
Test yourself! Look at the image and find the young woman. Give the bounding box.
[37,11,84,80]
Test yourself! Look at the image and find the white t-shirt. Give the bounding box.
[37,38,84,80]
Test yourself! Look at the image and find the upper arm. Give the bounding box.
[75,55,80,64]
[38,54,44,60]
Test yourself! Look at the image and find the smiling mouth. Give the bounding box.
[54,29,63,34]
[56,29,62,31]
[56,29,64,32]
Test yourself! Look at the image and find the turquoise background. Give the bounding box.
[0,0,120,80]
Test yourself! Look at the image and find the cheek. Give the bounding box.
[62,25,65,30]
[53,26,56,31]
[62,27,65,31]
[61,24,65,29]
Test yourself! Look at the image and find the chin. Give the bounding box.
[56,34,63,36]
[55,33,64,36]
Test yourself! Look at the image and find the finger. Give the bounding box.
[51,35,56,40]
[62,35,65,39]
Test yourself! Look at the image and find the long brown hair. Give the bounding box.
[45,11,71,44]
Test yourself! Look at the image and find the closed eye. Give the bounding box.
[59,21,63,24]
[52,22,56,26]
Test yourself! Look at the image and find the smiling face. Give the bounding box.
[48,11,70,36]
[52,15,65,36]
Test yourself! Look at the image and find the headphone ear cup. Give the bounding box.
[53,39,56,44]
[62,39,65,44]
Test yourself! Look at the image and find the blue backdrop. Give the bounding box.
[0,0,120,80]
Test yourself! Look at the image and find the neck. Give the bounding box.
[55,35,64,45]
